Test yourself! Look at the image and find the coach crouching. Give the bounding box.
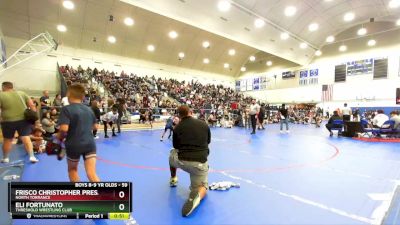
[169,105,211,217]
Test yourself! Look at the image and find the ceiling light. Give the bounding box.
[147,44,155,51]
[299,43,308,49]
[343,12,355,22]
[203,58,210,64]
[249,56,256,61]
[326,35,335,43]
[367,39,376,46]
[315,50,322,56]
[124,17,134,26]
[324,0,334,2]
[224,63,229,68]
[202,41,210,48]
[217,0,231,12]
[389,0,400,8]
[284,6,297,17]
[228,49,236,56]
[396,19,400,26]
[57,24,67,32]
[357,27,367,36]
[107,36,116,43]
[178,52,185,58]
[62,0,74,10]
[169,31,178,39]
[240,67,246,72]
[280,32,289,40]
[339,45,347,52]
[308,23,319,31]
[254,18,265,28]
[266,61,272,66]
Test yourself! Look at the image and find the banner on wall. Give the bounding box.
[260,76,267,90]
[309,69,319,85]
[397,88,400,105]
[299,70,308,86]
[235,80,240,91]
[246,78,253,91]
[253,77,260,90]
[240,80,246,91]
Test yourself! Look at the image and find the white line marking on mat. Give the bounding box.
[220,171,374,224]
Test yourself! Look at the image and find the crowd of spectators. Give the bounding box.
[59,65,256,117]
[59,64,400,135]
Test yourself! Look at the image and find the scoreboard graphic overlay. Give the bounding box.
[9,182,132,220]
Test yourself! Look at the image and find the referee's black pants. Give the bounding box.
[250,114,257,133]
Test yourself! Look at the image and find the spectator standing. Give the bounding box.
[257,103,266,130]
[91,101,101,139]
[279,104,290,133]
[341,103,352,122]
[114,98,125,133]
[0,82,39,163]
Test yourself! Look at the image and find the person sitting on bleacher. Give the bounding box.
[325,111,342,136]
[372,110,389,128]
[390,111,400,129]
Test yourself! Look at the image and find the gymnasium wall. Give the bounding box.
[240,42,400,107]
[0,36,234,97]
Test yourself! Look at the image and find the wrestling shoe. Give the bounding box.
[170,177,178,187]
[1,158,10,163]
[105,135,109,138]
[182,190,201,217]
[94,135,99,139]
[112,133,117,137]
[280,130,284,134]
[286,130,290,133]
[29,156,39,163]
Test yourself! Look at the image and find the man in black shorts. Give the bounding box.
[0,82,39,163]
[57,84,100,182]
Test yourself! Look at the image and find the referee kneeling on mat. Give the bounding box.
[169,105,211,217]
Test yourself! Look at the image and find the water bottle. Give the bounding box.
[3,175,20,181]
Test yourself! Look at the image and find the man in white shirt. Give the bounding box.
[249,99,260,134]
[341,103,352,122]
[372,110,389,128]
[101,107,119,138]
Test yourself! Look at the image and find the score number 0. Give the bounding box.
[118,191,125,211]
